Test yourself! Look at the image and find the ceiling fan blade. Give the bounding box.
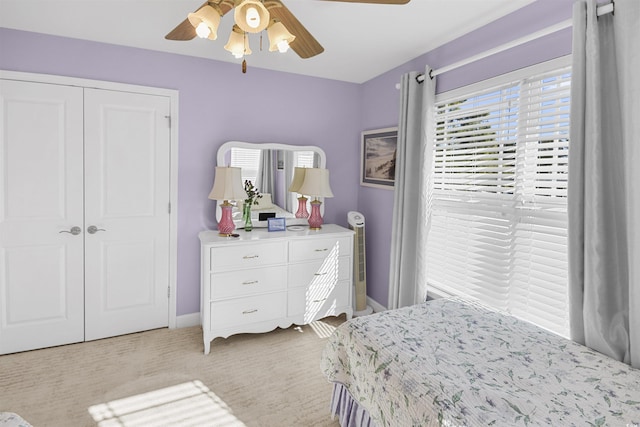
[165,1,235,41]
[165,18,197,41]
[322,0,410,3]
[266,0,324,59]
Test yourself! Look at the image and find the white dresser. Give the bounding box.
[199,224,354,354]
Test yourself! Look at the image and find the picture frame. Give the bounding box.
[267,217,286,232]
[361,127,398,189]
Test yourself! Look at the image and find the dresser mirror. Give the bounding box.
[216,141,327,228]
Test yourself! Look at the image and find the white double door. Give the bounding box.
[0,79,171,354]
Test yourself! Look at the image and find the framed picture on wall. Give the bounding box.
[360,127,398,189]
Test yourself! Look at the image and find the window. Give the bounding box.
[294,150,316,169]
[288,150,318,209]
[230,147,261,184]
[426,59,571,337]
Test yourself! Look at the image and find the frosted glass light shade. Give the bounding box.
[234,0,269,33]
[297,168,334,198]
[188,5,221,40]
[267,20,295,53]
[224,25,252,58]
[208,167,245,201]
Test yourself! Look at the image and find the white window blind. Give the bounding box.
[294,150,316,168]
[230,147,261,184]
[426,64,571,337]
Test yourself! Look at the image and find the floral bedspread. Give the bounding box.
[321,297,640,426]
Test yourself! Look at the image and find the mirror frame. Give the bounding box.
[216,141,327,228]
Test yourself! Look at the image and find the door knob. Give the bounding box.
[87,225,106,234]
[59,226,82,235]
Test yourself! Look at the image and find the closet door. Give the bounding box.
[0,80,85,354]
[83,89,171,341]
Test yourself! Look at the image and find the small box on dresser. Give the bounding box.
[199,224,354,355]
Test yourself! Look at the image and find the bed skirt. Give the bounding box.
[330,383,377,427]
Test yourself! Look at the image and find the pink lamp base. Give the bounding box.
[295,196,309,218]
[218,203,236,236]
[307,200,323,230]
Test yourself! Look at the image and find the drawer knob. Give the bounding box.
[314,248,329,252]
[242,309,258,315]
[314,272,328,276]
[313,298,328,303]
[243,255,260,259]
[242,280,259,285]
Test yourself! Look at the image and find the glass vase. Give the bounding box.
[242,202,253,231]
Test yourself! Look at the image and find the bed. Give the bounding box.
[321,297,640,426]
[0,413,31,427]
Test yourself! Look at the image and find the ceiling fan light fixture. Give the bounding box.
[187,5,221,40]
[267,20,295,53]
[234,0,270,33]
[194,22,211,39]
[245,7,260,28]
[224,25,252,58]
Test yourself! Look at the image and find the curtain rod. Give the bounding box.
[405,2,614,87]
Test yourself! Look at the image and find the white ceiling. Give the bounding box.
[0,0,535,83]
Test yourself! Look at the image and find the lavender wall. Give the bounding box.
[0,0,574,317]
[357,0,574,307]
[0,28,361,316]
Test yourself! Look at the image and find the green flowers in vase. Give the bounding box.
[244,180,262,206]
[242,180,262,232]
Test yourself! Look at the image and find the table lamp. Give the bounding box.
[297,168,334,230]
[288,167,309,218]
[208,166,245,236]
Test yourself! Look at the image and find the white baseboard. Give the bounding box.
[175,312,201,328]
[367,297,387,313]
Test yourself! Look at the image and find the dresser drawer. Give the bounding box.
[211,293,286,330]
[210,241,287,272]
[211,266,287,300]
[288,257,350,289]
[289,237,351,262]
[288,281,350,321]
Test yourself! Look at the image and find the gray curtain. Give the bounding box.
[256,149,275,196]
[387,67,436,309]
[284,151,296,212]
[568,0,640,368]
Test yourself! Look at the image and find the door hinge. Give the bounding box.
[165,115,171,128]
[168,286,170,298]
[168,202,171,214]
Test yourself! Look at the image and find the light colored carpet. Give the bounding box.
[0,316,346,427]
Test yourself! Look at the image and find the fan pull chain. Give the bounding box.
[242,32,248,74]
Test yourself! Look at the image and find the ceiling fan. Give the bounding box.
[166,0,410,71]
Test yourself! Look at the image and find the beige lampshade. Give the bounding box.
[188,5,221,40]
[267,20,295,53]
[234,0,270,33]
[288,167,307,193]
[225,25,252,58]
[208,167,245,201]
[297,168,334,198]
